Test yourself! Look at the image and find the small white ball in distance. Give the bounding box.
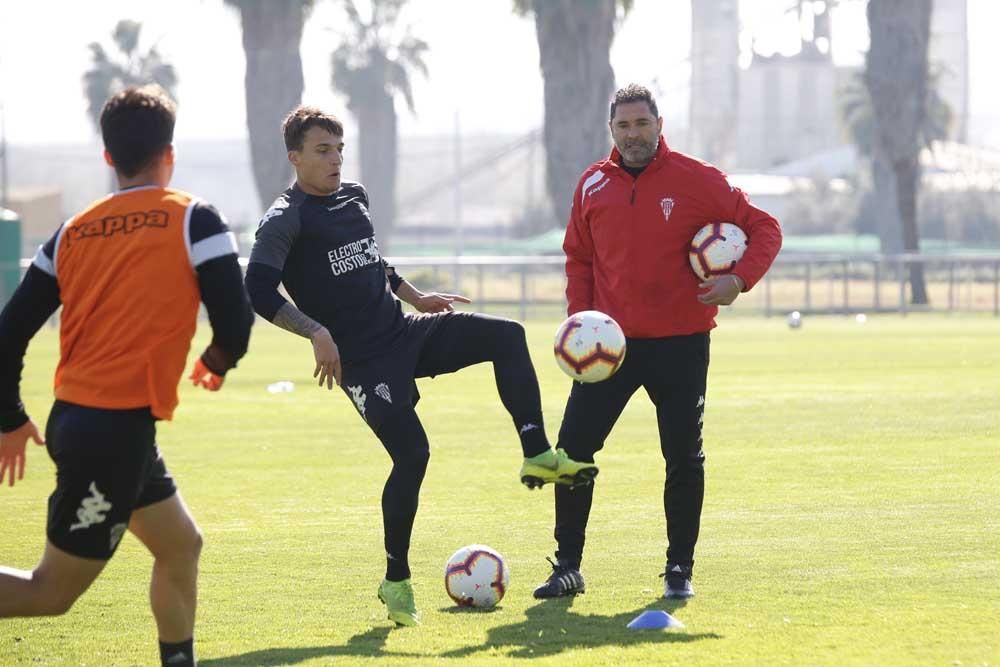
[444,545,509,608]
[787,311,802,329]
[553,310,627,383]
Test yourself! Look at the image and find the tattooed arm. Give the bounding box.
[244,263,341,390]
[273,303,341,389]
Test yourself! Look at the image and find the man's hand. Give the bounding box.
[0,420,45,487]
[190,358,225,391]
[311,327,342,389]
[697,274,745,306]
[414,292,472,313]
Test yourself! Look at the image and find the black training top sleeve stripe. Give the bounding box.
[189,201,229,244]
[188,201,239,269]
[0,266,62,432]
[196,254,254,375]
[29,222,64,280]
[244,261,289,322]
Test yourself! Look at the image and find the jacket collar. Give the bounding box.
[607,136,670,173]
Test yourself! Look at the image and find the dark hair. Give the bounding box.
[282,106,344,151]
[609,83,659,122]
[100,85,176,178]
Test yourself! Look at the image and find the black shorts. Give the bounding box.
[339,311,498,429]
[44,400,177,560]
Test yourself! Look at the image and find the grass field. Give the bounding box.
[2,313,998,666]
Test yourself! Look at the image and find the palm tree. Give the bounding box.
[82,19,178,129]
[331,0,428,250]
[865,0,933,304]
[513,0,632,224]
[226,0,314,212]
[840,70,951,159]
[840,66,951,251]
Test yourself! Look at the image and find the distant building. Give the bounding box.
[688,0,739,169]
[736,47,847,171]
[735,0,969,170]
[930,0,969,142]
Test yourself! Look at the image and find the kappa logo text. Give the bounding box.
[67,210,169,245]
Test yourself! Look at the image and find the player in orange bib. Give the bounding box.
[0,86,253,667]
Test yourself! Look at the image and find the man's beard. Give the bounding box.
[619,138,657,164]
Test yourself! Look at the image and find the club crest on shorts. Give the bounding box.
[374,382,392,404]
[660,197,675,223]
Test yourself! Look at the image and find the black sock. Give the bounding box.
[386,555,411,582]
[519,423,550,458]
[159,638,194,666]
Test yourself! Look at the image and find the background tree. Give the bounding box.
[841,66,951,245]
[514,0,631,224]
[82,20,177,191]
[227,0,314,212]
[331,0,427,251]
[83,19,178,128]
[865,0,933,304]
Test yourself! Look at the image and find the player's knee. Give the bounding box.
[400,445,430,473]
[189,526,204,560]
[156,522,204,568]
[499,318,527,348]
[665,446,706,474]
[177,524,204,566]
[31,576,85,616]
[478,317,525,355]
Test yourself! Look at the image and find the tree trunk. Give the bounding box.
[532,0,616,224]
[895,154,929,303]
[233,0,307,212]
[353,89,398,253]
[865,0,931,304]
[871,146,901,254]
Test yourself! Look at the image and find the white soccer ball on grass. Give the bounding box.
[444,545,509,608]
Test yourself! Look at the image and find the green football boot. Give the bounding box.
[378,578,420,627]
[520,448,599,489]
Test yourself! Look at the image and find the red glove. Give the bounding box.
[189,358,224,391]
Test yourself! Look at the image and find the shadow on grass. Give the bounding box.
[199,626,421,666]
[201,599,717,664]
[440,597,721,659]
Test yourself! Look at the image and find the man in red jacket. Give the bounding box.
[533,83,782,600]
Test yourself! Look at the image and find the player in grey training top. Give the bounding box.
[243,106,598,627]
[248,179,406,362]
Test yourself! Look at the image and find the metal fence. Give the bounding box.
[18,253,1000,319]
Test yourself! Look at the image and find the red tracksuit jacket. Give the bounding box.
[563,137,783,338]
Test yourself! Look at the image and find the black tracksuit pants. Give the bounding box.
[341,312,551,582]
[554,332,710,568]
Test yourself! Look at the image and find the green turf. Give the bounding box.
[2,314,998,665]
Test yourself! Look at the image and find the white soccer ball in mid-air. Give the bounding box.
[553,310,627,383]
[444,544,509,608]
[689,222,748,281]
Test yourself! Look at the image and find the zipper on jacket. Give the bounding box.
[630,181,637,205]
